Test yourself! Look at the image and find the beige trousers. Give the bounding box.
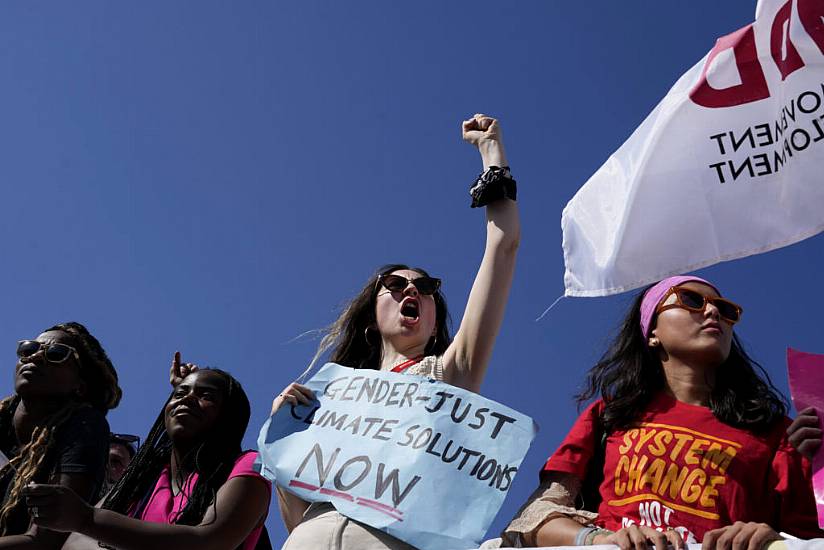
[282,503,418,550]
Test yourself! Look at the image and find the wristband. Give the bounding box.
[575,526,597,546]
[584,528,613,545]
[469,166,517,208]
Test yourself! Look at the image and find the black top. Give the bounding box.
[0,406,110,535]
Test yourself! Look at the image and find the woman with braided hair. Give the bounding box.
[25,357,271,550]
[0,322,121,548]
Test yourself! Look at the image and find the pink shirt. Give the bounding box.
[139,450,271,550]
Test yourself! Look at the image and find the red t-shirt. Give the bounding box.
[544,394,823,543]
[139,451,271,550]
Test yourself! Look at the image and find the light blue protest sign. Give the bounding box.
[257,363,537,550]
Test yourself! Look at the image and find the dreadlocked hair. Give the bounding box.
[45,322,122,411]
[103,368,251,526]
[0,396,88,535]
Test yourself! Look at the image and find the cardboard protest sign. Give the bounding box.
[787,347,824,528]
[257,363,537,549]
[562,0,824,297]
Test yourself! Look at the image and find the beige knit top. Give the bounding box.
[401,354,445,381]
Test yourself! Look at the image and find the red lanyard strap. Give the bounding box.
[391,356,424,373]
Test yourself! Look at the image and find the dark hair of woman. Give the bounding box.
[0,321,121,534]
[576,286,787,435]
[102,368,251,526]
[308,264,452,373]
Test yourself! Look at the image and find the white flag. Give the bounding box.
[561,0,824,297]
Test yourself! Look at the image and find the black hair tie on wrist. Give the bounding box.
[469,166,517,208]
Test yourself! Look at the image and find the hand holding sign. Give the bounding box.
[787,348,824,528]
[787,407,823,461]
[271,382,314,415]
[257,363,537,549]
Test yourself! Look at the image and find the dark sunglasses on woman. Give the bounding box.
[656,287,743,324]
[378,274,441,295]
[16,340,80,364]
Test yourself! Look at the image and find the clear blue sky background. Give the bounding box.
[1,1,821,547]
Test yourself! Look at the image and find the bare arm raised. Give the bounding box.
[442,114,520,393]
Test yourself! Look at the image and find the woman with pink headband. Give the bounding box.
[497,275,822,549]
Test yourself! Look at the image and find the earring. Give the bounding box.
[426,334,438,353]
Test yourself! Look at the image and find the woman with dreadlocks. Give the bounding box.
[0,322,121,548]
[25,357,271,550]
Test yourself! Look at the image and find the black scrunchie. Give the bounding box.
[469,166,517,208]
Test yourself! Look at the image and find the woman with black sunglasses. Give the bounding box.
[245,114,519,549]
[495,276,822,549]
[0,322,121,549]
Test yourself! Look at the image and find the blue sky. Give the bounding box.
[1,1,821,546]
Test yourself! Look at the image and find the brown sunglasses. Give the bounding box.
[656,287,743,325]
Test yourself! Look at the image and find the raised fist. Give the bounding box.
[462,113,502,146]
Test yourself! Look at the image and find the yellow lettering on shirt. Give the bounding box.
[606,421,739,522]
[684,439,710,465]
[649,430,672,457]
[614,454,630,496]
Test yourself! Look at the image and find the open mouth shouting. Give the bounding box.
[400,297,420,325]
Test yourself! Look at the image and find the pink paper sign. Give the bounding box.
[787,347,824,528]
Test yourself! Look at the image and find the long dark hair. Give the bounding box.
[577,286,787,434]
[102,368,251,526]
[303,264,452,375]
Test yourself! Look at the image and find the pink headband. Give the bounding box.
[639,275,719,337]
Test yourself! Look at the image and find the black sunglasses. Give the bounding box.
[17,340,80,364]
[378,274,441,295]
